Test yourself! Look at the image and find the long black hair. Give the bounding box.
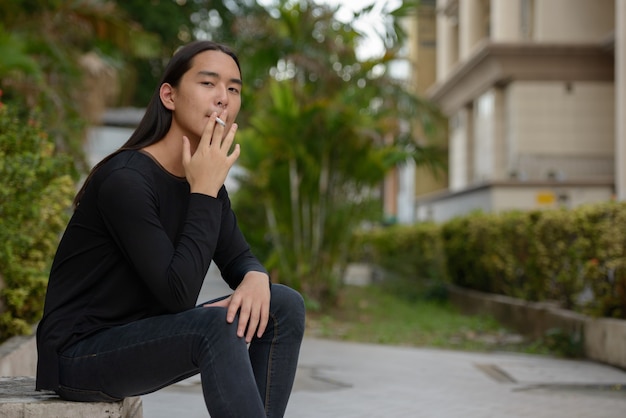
[74,41,241,208]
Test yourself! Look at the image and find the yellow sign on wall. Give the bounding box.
[536,191,556,205]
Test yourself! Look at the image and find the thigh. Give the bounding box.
[58,306,239,400]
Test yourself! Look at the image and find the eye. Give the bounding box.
[200,81,214,87]
[229,87,241,95]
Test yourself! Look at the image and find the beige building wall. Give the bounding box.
[506,81,615,181]
[508,81,615,156]
[407,0,449,202]
[416,0,620,222]
[534,0,615,42]
[415,182,614,223]
[409,3,438,95]
[491,184,614,211]
[618,0,626,200]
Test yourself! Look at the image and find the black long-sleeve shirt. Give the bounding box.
[36,149,267,390]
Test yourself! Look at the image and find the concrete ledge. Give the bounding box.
[0,376,142,418]
[449,285,626,369]
[0,333,144,417]
[0,330,37,377]
[585,318,626,369]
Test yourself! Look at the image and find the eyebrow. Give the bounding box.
[197,70,242,86]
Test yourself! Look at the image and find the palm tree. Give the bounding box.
[230,0,446,302]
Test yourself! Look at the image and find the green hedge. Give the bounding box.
[352,202,626,319]
[0,103,76,342]
[353,222,447,283]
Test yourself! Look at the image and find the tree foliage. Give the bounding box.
[115,0,266,105]
[0,0,160,169]
[226,0,447,302]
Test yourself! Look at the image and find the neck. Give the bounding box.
[143,132,196,178]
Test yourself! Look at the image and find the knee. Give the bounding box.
[271,284,305,314]
[270,284,306,334]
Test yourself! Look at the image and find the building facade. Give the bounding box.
[406,0,622,223]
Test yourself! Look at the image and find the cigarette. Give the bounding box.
[216,117,226,127]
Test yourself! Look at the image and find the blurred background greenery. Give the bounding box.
[0,0,449,341]
[4,2,620,359]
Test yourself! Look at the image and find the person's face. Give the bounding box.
[164,50,242,141]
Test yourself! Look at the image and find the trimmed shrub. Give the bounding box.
[354,202,626,319]
[352,222,448,299]
[441,212,497,292]
[578,202,626,318]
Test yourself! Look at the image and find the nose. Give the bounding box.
[216,87,228,110]
[216,98,228,112]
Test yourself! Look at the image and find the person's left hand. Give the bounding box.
[204,271,270,343]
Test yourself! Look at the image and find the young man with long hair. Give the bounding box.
[36,41,305,418]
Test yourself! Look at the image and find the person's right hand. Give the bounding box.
[182,112,240,197]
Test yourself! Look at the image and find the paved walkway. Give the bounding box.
[142,336,626,418]
[140,265,626,417]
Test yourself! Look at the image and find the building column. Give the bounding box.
[491,0,522,42]
[436,2,454,81]
[459,0,483,60]
[617,0,626,200]
[493,86,508,179]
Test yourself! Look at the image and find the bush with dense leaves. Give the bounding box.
[0,102,76,342]
[353,202,626,319]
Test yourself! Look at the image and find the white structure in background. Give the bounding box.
[86,108,143,167]
[396,160,417,224]
[404,0,623,223]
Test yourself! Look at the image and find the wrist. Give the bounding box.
[243,271,271,287]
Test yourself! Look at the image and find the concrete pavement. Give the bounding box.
[142,336,626,417]
[140,265,626,417]
[284,338,626,418]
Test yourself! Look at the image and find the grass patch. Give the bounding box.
[306,284,556,355]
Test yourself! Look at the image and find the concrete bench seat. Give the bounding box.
[0,376,142,418]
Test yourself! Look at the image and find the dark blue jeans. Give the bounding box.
[56,284,305,418]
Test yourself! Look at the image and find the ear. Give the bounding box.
[159,83,176,111]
